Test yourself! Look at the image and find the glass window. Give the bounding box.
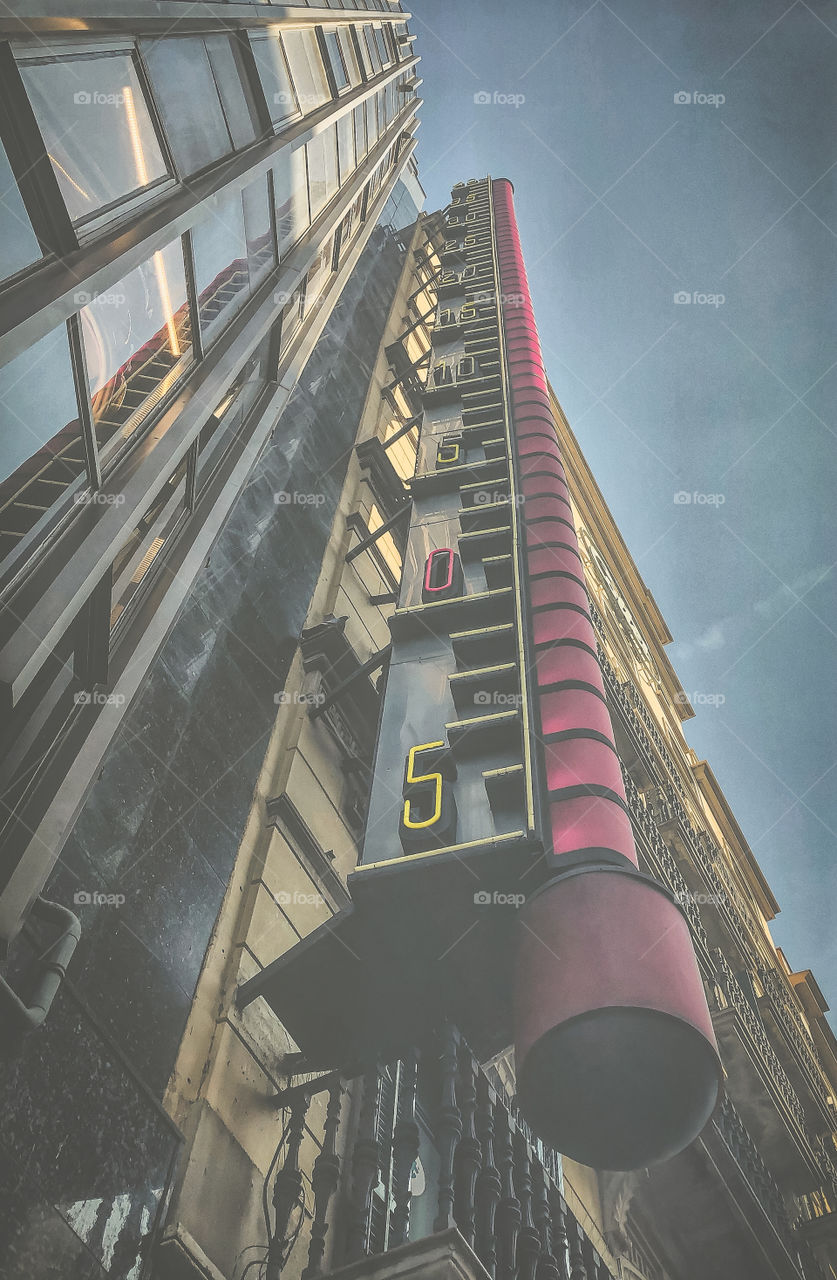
[0,139,43,281]
[373,25,391,66]
[196,337,271,491]
[273,144,310,256]
[337,29,362,86]
[250,31,299,127]
[353,103,368,161]
[323,30,350,91]
[141,37,254,176]
[282,29,331,113]
[191,189,250,347]
[205,35,262,149]
[304,236,333,316]
[19,52,168,224]
[278,284,305,354]
[363,26,382,75]
[365,93,379,149]
[110,456,189,637]
[356,26,375,78]
[243,176,275,287]
[336,111,355,183]
[305,126,339,219]
[0,324,86,567]
[81,239,192,464]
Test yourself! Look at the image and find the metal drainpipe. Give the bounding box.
[0,896,81,1034]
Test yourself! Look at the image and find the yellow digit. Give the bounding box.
[402,740,445,829]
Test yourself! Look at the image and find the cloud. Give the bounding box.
[695,622,726,651]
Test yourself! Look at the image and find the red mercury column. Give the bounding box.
[491,178,721,1170]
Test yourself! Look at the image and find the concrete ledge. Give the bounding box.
[324,1230,490,1280]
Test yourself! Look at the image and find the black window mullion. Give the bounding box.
[66,313,101,491]
[0,42,77,261]
[237,30,275,138]
[181,227,204,363]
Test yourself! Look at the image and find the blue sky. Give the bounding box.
[409,0,837,1019]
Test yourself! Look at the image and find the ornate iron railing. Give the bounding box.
[265,1025,617,1280]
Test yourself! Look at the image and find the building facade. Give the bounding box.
[0,10,836,1280]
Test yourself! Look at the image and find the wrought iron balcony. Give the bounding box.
[710,951,837,1199]
[264,1025,617,1280]
[757,965,837,1126]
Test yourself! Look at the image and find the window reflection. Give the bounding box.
[19,51,169,224]
[191,177,274,346]
[305,126,339,219]
[0,138,42,281]
[279,285,305,353]
[196,337,271,491]
[337,29,362,86]
[110,456,189,637]
[282,29,331,112]
[304,235,334,316]
[141,36,258,176]
[243,177,275,287]
[337,111,355,183]
[0,324,86,567]
[354,104,368,161]
[250,31,299,127]
[273,145,310,256]
[192,189,249,345]
[81,239,192,464]
[323,31,350,91]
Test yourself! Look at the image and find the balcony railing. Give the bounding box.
[650,781,764,967]
[758,966,835,1121]
[265,1025,617,1280]
[715,1093,795,1247]
[620,769,711,962]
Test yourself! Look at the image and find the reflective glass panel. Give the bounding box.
[251,31,299,126]
[196,337,271,490]
[363,26,382,74]
[204,35,260,149]
[273,144,310,257]
[337,29,362,86]
[305,126,339,219]
[243,176,275,287]
[282,29,331,112]
[81,239,192,463]
[191,189,250,346]
[110,456,188,635]
[323,31,350,91]
[141,37,234,176]
[0,139,42,281]
[19,52,168,224]
[353,103,368,160]
[0,324,86,566]
[336,111,355,183]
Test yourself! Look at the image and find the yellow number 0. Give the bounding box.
[402,740,445,830]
